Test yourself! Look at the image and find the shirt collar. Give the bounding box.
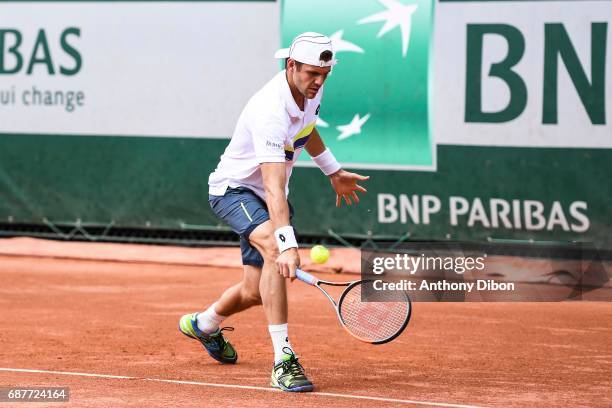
[279,70,304,119]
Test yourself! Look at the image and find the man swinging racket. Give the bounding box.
[179,32,368,392]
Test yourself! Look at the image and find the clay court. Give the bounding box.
[0,238,611,407]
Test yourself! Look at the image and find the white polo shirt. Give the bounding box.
[208,70,323,200]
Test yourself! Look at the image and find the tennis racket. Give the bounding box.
[296,268,411,344]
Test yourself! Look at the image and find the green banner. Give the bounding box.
[284,0,434,170]
[1,0,610,251]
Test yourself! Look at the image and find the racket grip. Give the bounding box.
[296,268,317,286]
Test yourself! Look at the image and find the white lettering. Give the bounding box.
[490,198,513,228]
[422,195,441,224]
[524,200,546,230]
[449,196,469,226]
[467,197,491,227]
[546,201,570,231]
[378,194,398,223]
[399,194,420,224]
[570,201,589,233]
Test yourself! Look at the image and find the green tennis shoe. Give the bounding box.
[179,313,237,364]
[270,349,314,392]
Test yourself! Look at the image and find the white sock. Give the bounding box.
[268,323,294,364]
[196,302,226,334]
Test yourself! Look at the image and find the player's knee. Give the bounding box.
[249,223,280,260]
[252,234,279,261]
[261,245,279,262]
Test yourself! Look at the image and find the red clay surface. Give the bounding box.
[1,251,612,407]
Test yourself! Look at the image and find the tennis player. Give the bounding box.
[179,32,368,392]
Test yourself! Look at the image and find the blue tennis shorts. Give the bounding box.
[208,186,295,268]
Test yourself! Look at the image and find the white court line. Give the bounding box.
[0,367,485,408]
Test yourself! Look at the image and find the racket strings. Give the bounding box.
[339,283,409,342]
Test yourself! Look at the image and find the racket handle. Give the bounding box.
[296,268,318,286]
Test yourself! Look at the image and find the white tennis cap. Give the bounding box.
[274,32,337,67]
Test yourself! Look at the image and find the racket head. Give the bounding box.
[337,280,411,344]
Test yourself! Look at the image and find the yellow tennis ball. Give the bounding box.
[310,245,330,264]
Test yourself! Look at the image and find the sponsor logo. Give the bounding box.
[266,140,284,150]
[0,27,82,76]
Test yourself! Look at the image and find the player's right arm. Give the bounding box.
[261,162,300,280]
[252,111,300,279]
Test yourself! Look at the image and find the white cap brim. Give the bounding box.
[274,48,290,59]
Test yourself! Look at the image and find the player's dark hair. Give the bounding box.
[319,50,333,63]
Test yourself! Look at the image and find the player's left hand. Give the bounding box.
[329,169,369,207]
